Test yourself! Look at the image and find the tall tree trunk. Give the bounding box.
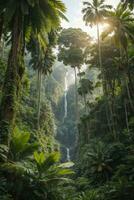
[105,81,117,140]
[109,99,117,140]
[96,23,105,93]
[37,69,42,131]
[78,68,87,112]
[0,13,3,43]
[108,80,117,139]
[125,77,134,111]
[74,67,78,121]
[74,67,79,146]
[78,69,90,139]
[124,99,129,132]
[125,50,134,111]
[106,104,113,134]
[127,70,134,98]
[120,46,134,112]
[97,23,102,70]
[0,14,22,144]
[83,94,87,113]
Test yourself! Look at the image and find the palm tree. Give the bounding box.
[82,0,112,92]
[29,30,57,131]
[86,141,113,183]
[36,47,56,131]
[102,3,134,52]
[122,0,134,9]
[102,3,134,110]
[0,0,66,144]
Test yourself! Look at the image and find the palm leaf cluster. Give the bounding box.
[102,3,134,50]
[0,0,67,143]
[74,1,134,200]
[82,0,112,26]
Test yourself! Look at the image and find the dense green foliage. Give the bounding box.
[69,1,134,200]
[0,0,134,199]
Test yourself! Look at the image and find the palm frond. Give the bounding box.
[0,144,8,162]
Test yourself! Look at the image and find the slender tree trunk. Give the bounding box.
[97,23,102,70]
[96,23,105,93]
[125,50,134,110]
[78,69,87,112]
[108,80,117,139]
[124,99,129,132]
[109,99,117,140]
[83,94,87,113]
[125,78,134,111]
[126,49,134,98]
[74,67,80,147]
[120,46,134,112]
[127,70,134,98]
[0,13,3,43]
[1,39,5,58]
[106,79,118,140]
[105,102,113,134]
[74,67,78,121]
[37,69,42,131]
[0,15,4,58]
[78,70,90,140]
[0,14,22,144]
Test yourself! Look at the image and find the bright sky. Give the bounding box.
[62,0,120,39]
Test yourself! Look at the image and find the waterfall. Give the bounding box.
[64,71,68,119]
[66,147,70,162]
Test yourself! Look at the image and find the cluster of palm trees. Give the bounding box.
[82,0,134,89]
[0,0,67,144]
[81,0,134,140]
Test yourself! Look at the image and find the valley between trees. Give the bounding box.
[0,0,134,199]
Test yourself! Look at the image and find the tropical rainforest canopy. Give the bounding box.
[0,0,134,199]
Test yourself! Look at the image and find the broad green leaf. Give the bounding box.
[58,162,74,168]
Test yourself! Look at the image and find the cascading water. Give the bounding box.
[66,147,71,162]
[64,71,68,119]
[63,72,71,161]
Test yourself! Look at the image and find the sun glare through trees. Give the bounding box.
[0,0,134,200]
